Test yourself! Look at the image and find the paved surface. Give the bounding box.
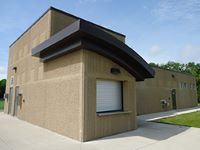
[139,106,200,121]
[0,107,200,150]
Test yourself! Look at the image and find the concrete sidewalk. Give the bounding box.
[0,107,200,150]
[138,106,200,122]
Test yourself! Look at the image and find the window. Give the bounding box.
[179,82,182,89]
[183,82,187,88]
[179,82,184,89]
[96,80,123,113]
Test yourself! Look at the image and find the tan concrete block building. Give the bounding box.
[4,7,154,141]
[136,67,198,115]
[4,7,198,142]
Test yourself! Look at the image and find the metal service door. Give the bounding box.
[8,88,13,114]
[171,89,177,109]
[13,86,19,116]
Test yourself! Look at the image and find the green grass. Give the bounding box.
[0,99,4,110]
[154,111,200,128]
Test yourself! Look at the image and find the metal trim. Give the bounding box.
[31,19,155,81]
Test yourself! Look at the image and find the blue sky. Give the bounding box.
[0,0,200,79]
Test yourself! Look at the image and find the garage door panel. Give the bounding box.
[96,80,122,113]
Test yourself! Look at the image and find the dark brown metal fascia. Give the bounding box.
[41,40,83,62]
[32,20,81,57]
[81,40,144,81]
[31,20,154,80]
[79,20,155,78]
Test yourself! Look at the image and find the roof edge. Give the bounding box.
[153,66,195,77]
[10,7,52,47]
[9,6,125,48]
[32,20,154,80]
[49,7,126,37]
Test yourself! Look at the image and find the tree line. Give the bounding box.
[0,79,6,100]
[149,61,200,103]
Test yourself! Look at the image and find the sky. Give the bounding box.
[0,0,200,79]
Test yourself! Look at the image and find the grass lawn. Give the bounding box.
[0,99,4,110]
[154,111,200,128]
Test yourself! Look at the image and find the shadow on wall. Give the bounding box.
[43,51,81,73]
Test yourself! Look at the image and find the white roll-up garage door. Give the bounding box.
[96,80,122,113]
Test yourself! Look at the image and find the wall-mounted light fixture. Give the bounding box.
[111,68,121,75]
[12,66,17,73]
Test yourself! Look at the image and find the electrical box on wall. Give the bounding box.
[4,93,8,100]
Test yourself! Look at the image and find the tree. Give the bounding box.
[0,79,6,99]
[159,61,185,72]
[149,62,159,67]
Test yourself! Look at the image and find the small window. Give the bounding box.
[96,80,123,113]
[179,82,182,89]
[183,82,187,88]
[179,82,184,89]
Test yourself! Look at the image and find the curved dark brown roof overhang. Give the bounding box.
[32,20,155,81]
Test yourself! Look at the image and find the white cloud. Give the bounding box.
[179,44,200,63]
[136,45,168,64]
[144,44,200,64]
[153,0,200,21]
[0,66,7,79]
[0,67,6,74]
[149,45,162,56]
